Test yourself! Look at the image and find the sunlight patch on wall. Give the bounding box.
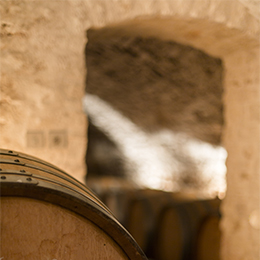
[83,94,227,198]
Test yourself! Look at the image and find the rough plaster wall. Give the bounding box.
[0,1,87,181]
[238,0,260,19]
[221,49,260,260]
[0,0,259,259]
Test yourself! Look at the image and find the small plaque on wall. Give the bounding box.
[27,131,45,148]
[49,130,68,148]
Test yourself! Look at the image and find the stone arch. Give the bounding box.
[80,1,259,259]
[84,23,226,193]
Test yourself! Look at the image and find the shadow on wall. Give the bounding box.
[83,28,227,198]
[86,116,127,179]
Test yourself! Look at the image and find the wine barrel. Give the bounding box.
[194,214,221,260]
[124,189,201,258]
[153,198,221,260]
[0,149,148,260]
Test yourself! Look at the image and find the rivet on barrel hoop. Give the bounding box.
[26,177,32,181]
[8,150,13,153]
[1,176,6,180]
[20,170,26,173]
[14,159,20,162]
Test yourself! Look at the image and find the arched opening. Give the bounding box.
[82,15,259,259]
[84,22,226,197]
[82,20,227,259]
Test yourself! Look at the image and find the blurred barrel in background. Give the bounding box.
[0,149,148,260]
[194,213,221,260]
[153,199,221,260]
[91,181,222,260]
[123,190,200,257]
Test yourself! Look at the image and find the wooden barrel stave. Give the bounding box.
[194,214,221,260]
[81,176,222,260]
[0,149,108,210]
[1,197,129,260]
[153,198,221,260]
[0,149,148,260]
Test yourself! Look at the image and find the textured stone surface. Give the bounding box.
[0,1,87,181]
[221,48,260,260]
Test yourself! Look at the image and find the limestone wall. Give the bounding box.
[222,48,260,260]
[0,0,259,259]
[0,1,88,181]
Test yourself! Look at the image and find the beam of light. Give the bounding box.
[83,94,227,197]
[83,94,179,191]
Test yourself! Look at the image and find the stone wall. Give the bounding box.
[0,0,259,259]
[221,48,260,260]
[0,1,88,181]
